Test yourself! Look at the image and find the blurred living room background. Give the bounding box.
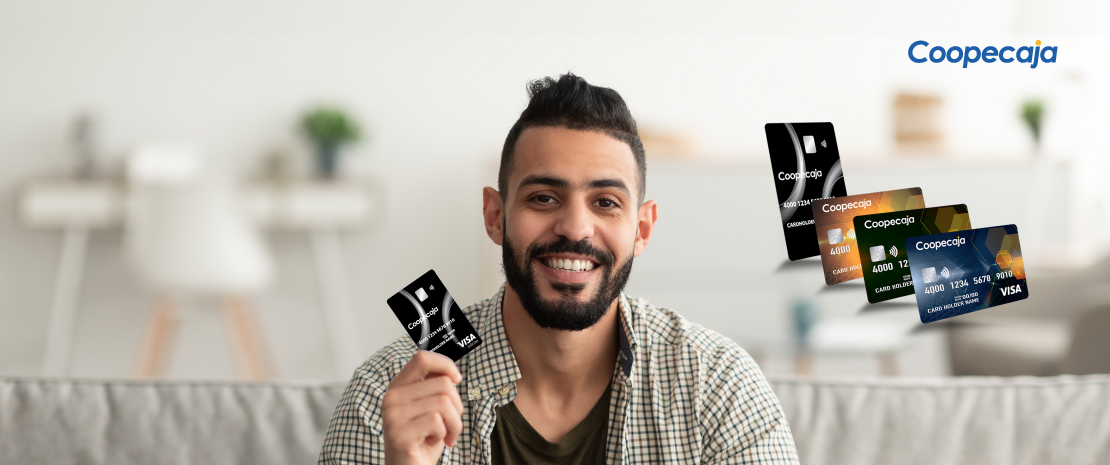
[2,0,1108,383]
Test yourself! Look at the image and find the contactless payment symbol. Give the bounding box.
[870,245,887,262]
[828,228,843,245]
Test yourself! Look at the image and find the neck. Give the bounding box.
[501,285,620,399]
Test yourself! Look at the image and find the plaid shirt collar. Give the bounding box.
[460,284,639,402]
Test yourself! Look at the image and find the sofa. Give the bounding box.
[3,375,1108,465]
[947,255,1110,377]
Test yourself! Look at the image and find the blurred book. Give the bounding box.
[893,93,944,155]
[639,127,698,159]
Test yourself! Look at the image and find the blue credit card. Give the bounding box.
[904,225,1028,323]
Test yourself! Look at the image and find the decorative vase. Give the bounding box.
[315,143,340,179]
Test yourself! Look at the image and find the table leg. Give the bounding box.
[41,228,88,376]
[793,352,813,375]
[311,230,364,380]
[132,296,176,378]
[879,351,900,376]
[223,297,270,380]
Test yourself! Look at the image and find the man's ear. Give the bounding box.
[483,186,504,246]
[633,200,658,257]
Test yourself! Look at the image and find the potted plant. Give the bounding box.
[1020,98,1045,154]
[301,106,362,179]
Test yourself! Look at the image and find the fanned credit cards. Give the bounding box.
[905,225,1029,323]
[810,188,925,285]
[765,122,848,261]
[854,205,972,303]
[386,270,482,361]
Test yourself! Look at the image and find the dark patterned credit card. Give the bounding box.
[905,225,1029,324]
[765,122,848,261]
[386,270,482,361]
[854,205,972,303]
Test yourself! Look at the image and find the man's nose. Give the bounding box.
[553,199,594,241]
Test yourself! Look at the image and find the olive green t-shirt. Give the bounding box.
[489,387,611,465]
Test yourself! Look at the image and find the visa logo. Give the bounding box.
[457,333,477,347]
[1001,285,1023,296]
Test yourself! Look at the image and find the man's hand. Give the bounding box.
[382,351,464,465]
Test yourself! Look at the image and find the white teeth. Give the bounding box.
[545,258,596,271]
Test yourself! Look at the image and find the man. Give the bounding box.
[320,73,798,464]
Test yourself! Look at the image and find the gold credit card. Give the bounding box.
[810,188,925,285]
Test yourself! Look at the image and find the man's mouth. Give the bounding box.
[539,256,597,272]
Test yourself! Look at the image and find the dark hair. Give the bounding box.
[499,73,646,203]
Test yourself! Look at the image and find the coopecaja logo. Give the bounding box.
[908,40,1057,69]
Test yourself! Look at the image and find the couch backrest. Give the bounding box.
[2,375,1109,465]
[771,375,1110,465]
[0,378,345,465]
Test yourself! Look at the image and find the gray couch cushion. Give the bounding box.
[771,375,1110,465]
[2,375,1109,464]
[0,378,345,465]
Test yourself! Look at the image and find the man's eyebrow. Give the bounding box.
[518,175,569,190]
[588,178,631,195]
[517,175,632,196]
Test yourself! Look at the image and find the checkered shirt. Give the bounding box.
[319,285,799,464]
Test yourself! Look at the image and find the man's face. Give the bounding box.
[492,126,651,331]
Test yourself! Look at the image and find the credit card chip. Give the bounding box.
[870,245,887,262]
[922,267,938,284]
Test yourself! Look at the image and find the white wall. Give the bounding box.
[1,0,1107,379]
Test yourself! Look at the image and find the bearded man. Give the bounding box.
[320,73,799,465]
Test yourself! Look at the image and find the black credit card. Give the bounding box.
[765,122,848,260]
[386,270,482,361]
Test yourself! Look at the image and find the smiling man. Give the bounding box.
[320,73,799,464]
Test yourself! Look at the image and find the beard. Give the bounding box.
[502,233,634,331]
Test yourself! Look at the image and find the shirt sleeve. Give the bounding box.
[319,344,409,465]
[698,343,800,464]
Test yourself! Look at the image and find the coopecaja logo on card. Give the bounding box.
[908,40,1058,69]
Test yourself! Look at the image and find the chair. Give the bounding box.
[125,147,275,379]
[1061,304,1110,375]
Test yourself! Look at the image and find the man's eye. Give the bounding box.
[596,198,617,208]
[533,195,556,204]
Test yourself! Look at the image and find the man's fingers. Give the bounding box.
[438,398,464,447]
[407,411,447,448]
[384,393,462,447]
[407,404,461,448]
[391,351,462,387]
[383,375,463,415]
[386,393,461,425]
[389,404,459,448]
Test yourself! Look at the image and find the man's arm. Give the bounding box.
[319,362,390,464]
[699,342,800,464]
[319,346,464,465]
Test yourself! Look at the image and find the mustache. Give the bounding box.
[526,237,615,268]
